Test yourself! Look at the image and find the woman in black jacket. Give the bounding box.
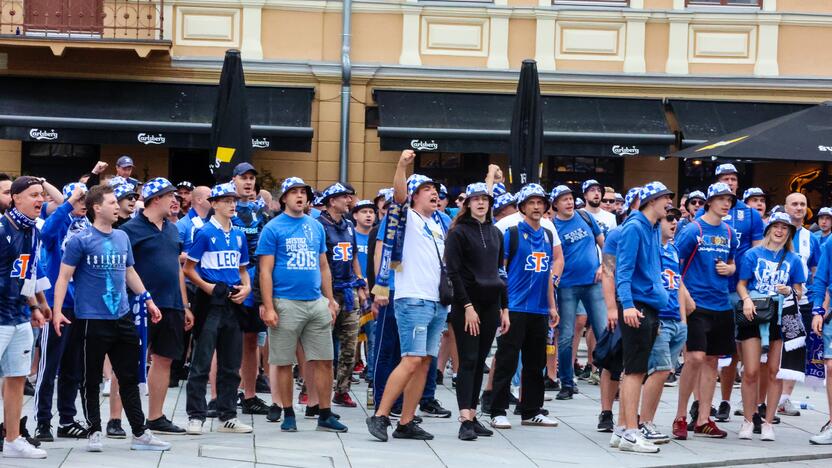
[444,182,510,441]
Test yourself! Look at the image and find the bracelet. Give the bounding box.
[741,296,752,302]
[464,303,474,310]
[552,274,560,287]
[812,306,827,317]
[140,291,153,302]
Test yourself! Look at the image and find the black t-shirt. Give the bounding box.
[119,214,183,310]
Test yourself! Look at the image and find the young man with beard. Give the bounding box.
[52,184,169,453]
[317,183,368,407]
[184,183,253,435]
[176,181,194,214]
[33,183,90,442]
[582,179,617,235]
[120,178,193,435]
[230,162,272,416]
[0,177,48,459]
[113,183,138,228]
[258,177,346,434]
[487,183,561,430]
[614,182,674,453]
[814,207,832,246]
[673,182,739,440]
[366,150,451,441]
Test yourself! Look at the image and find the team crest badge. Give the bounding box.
[737,211,744,221]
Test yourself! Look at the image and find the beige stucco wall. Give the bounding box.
[262,10,324,61]
[645,22,669,74]
[509,19,536,69]
[779,25,832,77]
[778,0,832,13]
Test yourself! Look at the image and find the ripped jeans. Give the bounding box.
[393,298,447,357]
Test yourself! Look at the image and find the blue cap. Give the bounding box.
[707,182,736,201]
[517,183,550,209]
[715,163,738,177]
[464,182,491,201]
[639,181,674,205]
[280,177,314,204]
[406,174,438,197]
[493,193,516,214]
[320,182,352,205]
[575,198,585,209]
[116,155,134,168]
[62,182,87,199]
[742,187,765,201]
[209,182,240,201]
[113,183,138,201]
[625,187,641,210]
[232,162,258,177]
[687,190,706,202]
[582,179,602,194]
[492,182,507,197]
[550,185,573,202]
[141,177,176,201]
[819,207,832,218]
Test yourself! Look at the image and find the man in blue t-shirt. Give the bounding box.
[176,186,211,254]
[673,182,739,440]
[317,183,367,408]
[488,183,562,430]
[183,182,253,435]
[550,185,605,400]
[352,200,376,382]
[814,207,832,246]
[257,177,346,434]
[52,184,169,453]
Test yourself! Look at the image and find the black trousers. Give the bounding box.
[79,315,145,436]
[490,311,548,420]
[450,299,500,411]
[186,290,242,422]
[35,308,83,425]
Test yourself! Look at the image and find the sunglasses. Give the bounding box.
[689,199,705,206]
[456,195,466,202]
[601,198,616,204]
[665,214,681,222]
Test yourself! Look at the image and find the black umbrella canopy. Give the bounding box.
[508,59,544,191]
[209,49,253,181]
[671,102,832,162]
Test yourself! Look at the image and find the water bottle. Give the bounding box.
[366,385,374,409]
[546,327,556,356]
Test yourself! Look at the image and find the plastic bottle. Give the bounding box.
[366,385,374,409]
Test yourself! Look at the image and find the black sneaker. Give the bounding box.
[390,406,402,418]
[419,399,451,418]
[256,373,271,394]
[752,412,762,434]
[578,366,592,381]
[106,419,126,439]
[480,390,493,414]
[366,415,391,442]
[241,396,270,415]
[556,387,575,400]
[267,404,283,423]
[458,420,477,441]
[305,405,342,420]
[508,392,520,404]
[146,415,185,434]
[597,410,614,432]
[716,401,731,422]
[57,420,89,439]
[23,380,35,396]
[472,418,493,437]
[35,421,53,442]
[688,400,699,430]
[544,377,560,391]
[758,403,780,424]
[18,416,40,447]
[206,399,218,419]
[435,369,444,385]
[393,421,434,440]
[574,362,583,376]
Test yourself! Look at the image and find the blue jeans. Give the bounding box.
[647,319,687,375]
[556,283,607,389]
[394,298,447,357]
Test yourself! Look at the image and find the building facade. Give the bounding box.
[2,0,832,206]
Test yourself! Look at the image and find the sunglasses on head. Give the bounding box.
[601,198,616,204]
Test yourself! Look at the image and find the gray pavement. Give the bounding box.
[7,368,832,468]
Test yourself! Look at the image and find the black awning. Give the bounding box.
[0,76,314,151]
[669,99,811,147]
[374,90,674,157]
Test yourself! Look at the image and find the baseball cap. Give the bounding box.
[232,162,258,177]
[715,163,738,177]
[818,207,832,219]
[177,181,195,191]
[742,187,765,202]
[116,155,134,168]
[141,177,176,201]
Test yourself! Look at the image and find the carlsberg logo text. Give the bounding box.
[252,138,270,149]
[29,129,58,141]
[612,145,639,156]
[410,139,439,151]
[138,133,166,145]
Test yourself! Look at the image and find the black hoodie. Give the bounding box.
[444,215,508,312]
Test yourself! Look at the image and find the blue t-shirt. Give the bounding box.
[553,212,601,287]
[792,227,821,304]
[0,216,39,325]
[256,213,327,301]
[503,221,553,315]
[177,208,207,253]
[356,230,370,278]
[813,230,831,246]
[659,242,682,321]
[739,246,805,296]
[696,201,764,291]
[376,216,395,291]
[62,227,135,320]
[187,218,249,287]
[675,219,738,311]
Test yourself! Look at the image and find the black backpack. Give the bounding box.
[506,224,555,267]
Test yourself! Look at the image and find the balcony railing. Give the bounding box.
[0,0,164,41]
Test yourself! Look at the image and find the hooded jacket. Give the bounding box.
[615,211,668,311]
[444,215,507,310]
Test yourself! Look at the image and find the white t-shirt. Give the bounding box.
[586,208,617,235]
[395,209,445,301]
[495,212,562,246]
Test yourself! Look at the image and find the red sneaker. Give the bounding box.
[694,419,727,438]
[353,361,365,373]
[672,417,688,440]
[333,391,357,408]
[298,391,308,405]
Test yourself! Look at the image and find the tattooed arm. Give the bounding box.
[602,252,618,330]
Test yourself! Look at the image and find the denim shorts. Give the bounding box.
[394,298,447,357]
[0,323,34,377]
[648,319,687,375]
[823,319,832,360]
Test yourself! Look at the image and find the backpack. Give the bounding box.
[507,224,555,268]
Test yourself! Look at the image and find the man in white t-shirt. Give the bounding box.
[367,150,448,442]
[582,179,617,236]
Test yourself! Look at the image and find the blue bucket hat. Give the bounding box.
[492,182,507,197]
[625,187,641,210]
[406,174,438,197]
[439,184,449,200]
[818,207,832,219]
[209,182,240,201]
[742,187,765,202]
[575,198,585,209]
[464,182,491,202]
[352,199,376,214]
[704,182,737,210]
[614,192,624,203]
[320,182,352,205]
[550,185,573,203]
[141,177,176,201]
[493,193,516,214]
[517,183,550,212]
[113,183,138,201]
[715,163,738,177]
[582,179,602,194]
[687,190,706,203]
[765,211,796,237]
[280,177,314,205]
[639,181,675,206]
[62,182,87,199]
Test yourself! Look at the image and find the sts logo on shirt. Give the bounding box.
[524,252,550,272]
[10,254,31,279]
[661,269,680,291]
[332,242,353,262]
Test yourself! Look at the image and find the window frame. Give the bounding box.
[685,0,762,7]
[553,0,629,6]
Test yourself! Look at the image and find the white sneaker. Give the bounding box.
[521,413,559,427]
[738,420,753,440]
[186,419,204,435]
[102,379,111,397]
[2,436,47,459]
[639,422,669,445]
[87,431,104,452]
[609,432,621,448]
[777,398,801,416]
[619,432,660,453]
[217,418,253,433]
[810,424,832,445]
[490,415,511,429]
[761,422,775,441]
[131,430,171,451]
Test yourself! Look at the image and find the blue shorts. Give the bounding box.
[823,320,832,360]
[394,298,447,357]
[648,319,687,375]
[0,323,34,377]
